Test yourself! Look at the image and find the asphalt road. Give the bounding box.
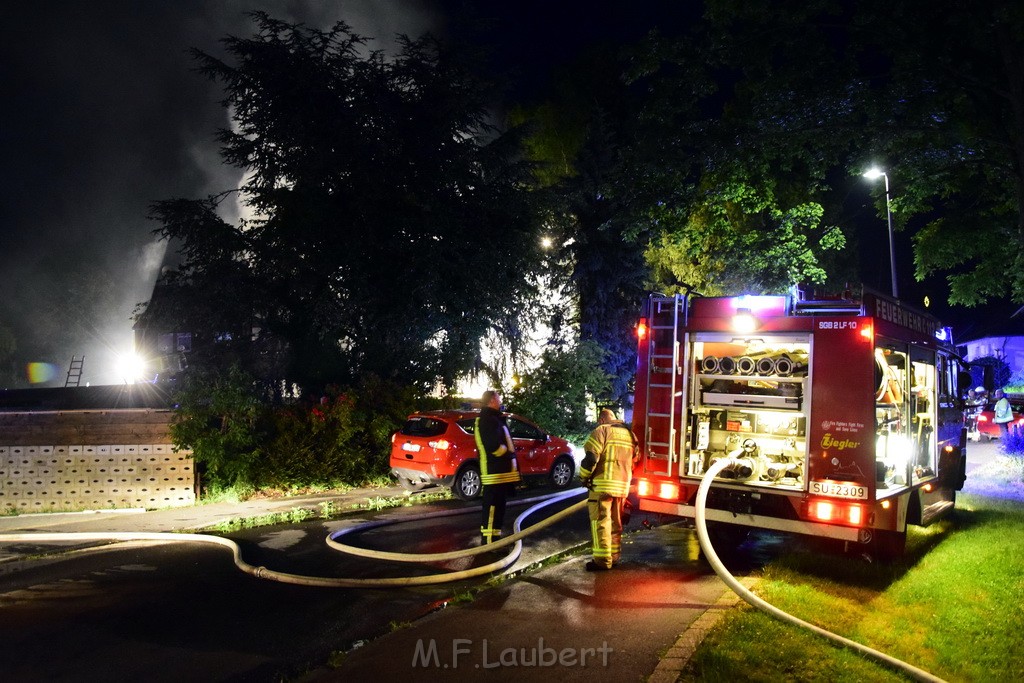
[0,489,595,682]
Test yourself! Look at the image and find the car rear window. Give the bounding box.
[456,418,476,434]
[401,417,448,437]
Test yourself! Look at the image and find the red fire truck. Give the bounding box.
[631,287,969,560]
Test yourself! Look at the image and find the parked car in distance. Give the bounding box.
[390,409,579,500]
[971,397,1024,441]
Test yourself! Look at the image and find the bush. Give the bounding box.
[1000,424,1024,458]
[170,364,267,492]
[171,368,419,495]
[970,356,1011,391]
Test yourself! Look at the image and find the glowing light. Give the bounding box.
[114,352,147,384]
[540,236,553,249]
[732,308,757,333]
[848,505,863,525]
[923,483,933,492]
[881,500,891,509]
[26,362,59,384]
[636,318,648,340]
[428,439,450,450]
[658,482,679,500]
[862,167,885,180]
[813,501,836,521]
[860,324,873,341]
[637,479,652,497]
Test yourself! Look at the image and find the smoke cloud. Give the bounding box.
[0,0,439,387]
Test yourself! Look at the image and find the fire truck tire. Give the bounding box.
[872,530,906,562]
[549,455,575,488]
[451,463,482,500]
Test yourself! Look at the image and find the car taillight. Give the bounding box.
[808,500,864,526]
[428,439,450,450]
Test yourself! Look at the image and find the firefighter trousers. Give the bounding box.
[480,483,513,543]
[588,491,623,569]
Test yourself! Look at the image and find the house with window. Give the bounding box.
[956,305,1024,387]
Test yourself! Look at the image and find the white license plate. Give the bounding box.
[402,443,421,452]
[809,480,868,500]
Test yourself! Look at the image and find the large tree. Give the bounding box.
[510,50,655,405]
[145,13,548,396]
[622,8,855,298]
[635,0,1024,307]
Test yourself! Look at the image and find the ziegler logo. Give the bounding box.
[821,433,860,451]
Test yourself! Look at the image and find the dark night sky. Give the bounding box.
[0,1,443,386]
[0,0,697,387]
[0,2,1006,387]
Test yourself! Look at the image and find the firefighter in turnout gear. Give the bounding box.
[474,390,521,543]
[580,408,637,570]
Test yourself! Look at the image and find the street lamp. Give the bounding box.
[862,167,898,299]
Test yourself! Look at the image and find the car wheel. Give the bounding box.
[397,476,428,492]
[452,463,482,500]
[549,455,575,488]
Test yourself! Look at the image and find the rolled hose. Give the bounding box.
[695,458,946,683]
[0,487,587,588]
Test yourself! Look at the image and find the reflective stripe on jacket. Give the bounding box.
[580,421,635,497]
[474,408,521,486]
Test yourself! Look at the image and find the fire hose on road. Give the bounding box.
[0,488,587,588]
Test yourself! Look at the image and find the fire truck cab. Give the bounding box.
[632,287,968,560]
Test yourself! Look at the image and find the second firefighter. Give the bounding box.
[581,408,637,570]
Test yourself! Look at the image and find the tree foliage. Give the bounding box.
[170,363,418,492]
[146,12,547,397]
[505,340,610,437]
[634,0,1024,307]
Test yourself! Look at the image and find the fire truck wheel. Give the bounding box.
[872,530,906,562]
[451,464,482,500]
[549,455,575,488]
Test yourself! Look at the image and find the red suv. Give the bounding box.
[971,397,1024,441]
[390,409,578,499]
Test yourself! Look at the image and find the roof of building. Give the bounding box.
[0,384,176,412]
[955,304,1024,344]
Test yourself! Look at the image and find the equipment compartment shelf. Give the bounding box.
[697,374,804,411]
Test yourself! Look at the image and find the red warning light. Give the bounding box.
[636,318,648,340]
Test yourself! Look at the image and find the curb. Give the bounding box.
[647,576,758,682]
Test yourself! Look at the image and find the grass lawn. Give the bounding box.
[679,459,1024,682]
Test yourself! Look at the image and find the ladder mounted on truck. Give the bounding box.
[640,293,690,476]
[65,356,84,387]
